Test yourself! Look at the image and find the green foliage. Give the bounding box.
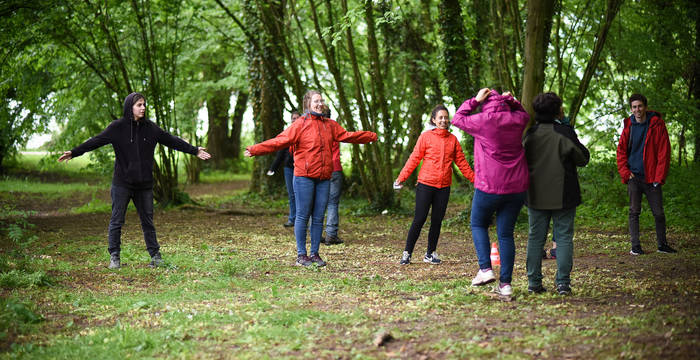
[0,270,52,289]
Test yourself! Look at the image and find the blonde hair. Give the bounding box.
[302,90,321,113]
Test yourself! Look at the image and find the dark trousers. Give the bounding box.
[108,185,159,257]
[404,183,450,255]
[628,176,666,248]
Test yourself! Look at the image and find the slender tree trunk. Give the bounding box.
[229,90,249,160]
[205,61,232,169]
[438,0,472,102]
[521,0,556,118]
[692,1,699,162]
[568,0,623,125]
[246,0,285,194]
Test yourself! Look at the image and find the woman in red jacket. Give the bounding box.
[394,104,475,265]
[245,90,377,267]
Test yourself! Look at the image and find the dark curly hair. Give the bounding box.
[532,92,562,117]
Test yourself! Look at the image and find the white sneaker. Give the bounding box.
[471,269,496,286]
[493,283,513,296]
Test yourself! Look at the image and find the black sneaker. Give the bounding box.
[148,253,164,268]
[283,221,294,228]
[630,247,644,256]
[657,244,677,253]
[550,248,556,259]
[528,285,547,294]
[557,283,572,296]
[400,251,411,265]
[325,235,343,245]
[423,252,442,265]
[309,253,327,267]
[295,254,312,266]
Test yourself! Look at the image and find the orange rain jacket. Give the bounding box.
[397,128,474,188]
[247,113,377,180]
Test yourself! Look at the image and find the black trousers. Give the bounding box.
[108,185,160,257]
[404,183,450,255]
[628,176,666,248]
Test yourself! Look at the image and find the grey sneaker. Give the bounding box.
[400,251,411,265]
[108,253,121,269]
[148,253,164,268]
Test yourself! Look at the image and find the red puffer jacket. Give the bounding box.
[616,112,670,184]
[247,113,377,180]
[397,128,474,188]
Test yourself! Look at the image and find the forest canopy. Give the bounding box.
[1,0,698,205]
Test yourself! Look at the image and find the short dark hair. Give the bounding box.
[629,93,647,107]
[532,92,562,117]
[291,111,300,119]
[430,104,449,126]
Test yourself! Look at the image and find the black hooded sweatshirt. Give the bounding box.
[70,92,198,189]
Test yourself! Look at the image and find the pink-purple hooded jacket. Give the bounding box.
[451,92,530,194]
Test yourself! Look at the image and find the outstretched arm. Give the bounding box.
[330,121,377,144]
[247,121,301,157]
[59,124,115,161]
[453,140,475,183]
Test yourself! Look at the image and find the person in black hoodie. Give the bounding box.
[58,92,211,269]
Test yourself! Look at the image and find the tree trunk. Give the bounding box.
[438,0,472,102]
[521,0,556,118]
[205,61,232,169]
[229,90,249,160]
[568,0,623,126]
[246,0,286,195]
[693,1,699,162]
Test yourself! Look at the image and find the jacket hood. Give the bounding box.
[480,91,511,113]
[122,92,146,122]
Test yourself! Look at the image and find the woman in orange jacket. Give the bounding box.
[394,104,475,265]
[246,90,377,267]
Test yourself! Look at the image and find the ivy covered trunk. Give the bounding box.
[246,0,286,195]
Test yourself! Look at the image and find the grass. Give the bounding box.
[0,159,698,358]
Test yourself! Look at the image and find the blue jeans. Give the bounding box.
[283,166,296,223]
[325,171,343,237]
[108,185,159,257]
[294,176,330,255]
[470,189,525,284]
[526,207,575,287]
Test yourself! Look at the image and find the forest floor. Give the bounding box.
[0,165,698,359]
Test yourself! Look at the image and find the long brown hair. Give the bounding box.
[302,90,321,113]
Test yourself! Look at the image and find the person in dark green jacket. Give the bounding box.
[523,93,589,296]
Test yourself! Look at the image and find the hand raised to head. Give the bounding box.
[475,88,492,103]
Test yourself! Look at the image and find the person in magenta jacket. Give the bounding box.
[616,93,675,255]
[395,104,475,265]
[451,88,529,297]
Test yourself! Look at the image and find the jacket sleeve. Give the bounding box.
[269,149,288,172]
[616,119,632,184]
[248,122,298,156]
[330,122,378,144]
[453,139,475,183]
[452,98,486,136]
[560,126,590,167]
[397,134,426,183]
[653,120,671,184]
[70,122,115,157]
[155,124,199,155]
